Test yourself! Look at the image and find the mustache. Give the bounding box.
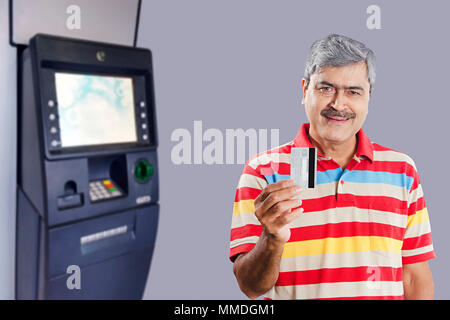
[321,109,356,120]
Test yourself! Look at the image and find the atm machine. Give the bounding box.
[16,33,159,299]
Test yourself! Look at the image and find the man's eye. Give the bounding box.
[319,87,333,93]
[348,90,361,96]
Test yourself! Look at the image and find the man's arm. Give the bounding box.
[232,179,303,299]
[233,230,285,299]
[403,261,434,300]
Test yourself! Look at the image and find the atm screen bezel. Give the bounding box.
[29,34,158,161]
[39,67,156,159]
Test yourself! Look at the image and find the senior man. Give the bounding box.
[230,34,435,300]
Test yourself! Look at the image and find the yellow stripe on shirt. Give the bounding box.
[406,208,429,228]
[233,199,255,216]
[281,236,403,258]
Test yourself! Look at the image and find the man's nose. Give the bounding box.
[330,90,347,111]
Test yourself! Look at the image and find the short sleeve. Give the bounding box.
[401,163,436,265]
[229,161,267,262]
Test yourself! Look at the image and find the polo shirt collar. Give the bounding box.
[293,123,373,162]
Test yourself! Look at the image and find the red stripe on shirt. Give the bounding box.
[276,266,402,286]
[355,160,415,177]
[402,251,436,265]
[288,221,404,242]
[242,164,264,177]
[302,195,407,214]
[407,197,425,215]
[230,224,262,242]
[229,243,256,262]
[402,232,433,250]
[235,187,261,201]
[255,162,291,175]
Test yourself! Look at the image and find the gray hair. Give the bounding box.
[304,34,376,91]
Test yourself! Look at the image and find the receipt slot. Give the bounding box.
[16,34,159,299]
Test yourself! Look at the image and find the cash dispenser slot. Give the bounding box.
[80,224,132,254]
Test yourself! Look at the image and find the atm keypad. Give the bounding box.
[89,180,123,202]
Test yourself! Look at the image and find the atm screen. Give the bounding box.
[54,73,138,148]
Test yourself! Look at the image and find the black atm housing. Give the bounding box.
[16,34,159,299]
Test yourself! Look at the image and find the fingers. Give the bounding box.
[259,206,304,243]
[257,198,302,226]
[254,179,305,242]
[274,207,304,228]
[256,185,303,218]
[255,179,295,204]
[255,199,303,231]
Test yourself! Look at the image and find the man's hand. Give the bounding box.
[254,179,304,243]
[233,179,304,299]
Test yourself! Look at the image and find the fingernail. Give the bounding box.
[295,186,303,192]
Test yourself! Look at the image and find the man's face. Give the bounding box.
[301,61,371,145]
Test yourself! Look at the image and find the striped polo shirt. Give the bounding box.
[230,123,435,300]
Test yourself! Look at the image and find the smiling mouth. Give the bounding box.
[320,109,356,123]
[324,115,350,123]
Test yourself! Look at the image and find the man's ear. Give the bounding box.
[301,78,309,106]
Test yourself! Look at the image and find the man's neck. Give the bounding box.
[308,129,358,170]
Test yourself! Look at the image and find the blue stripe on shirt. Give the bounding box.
[264,168,413,190]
